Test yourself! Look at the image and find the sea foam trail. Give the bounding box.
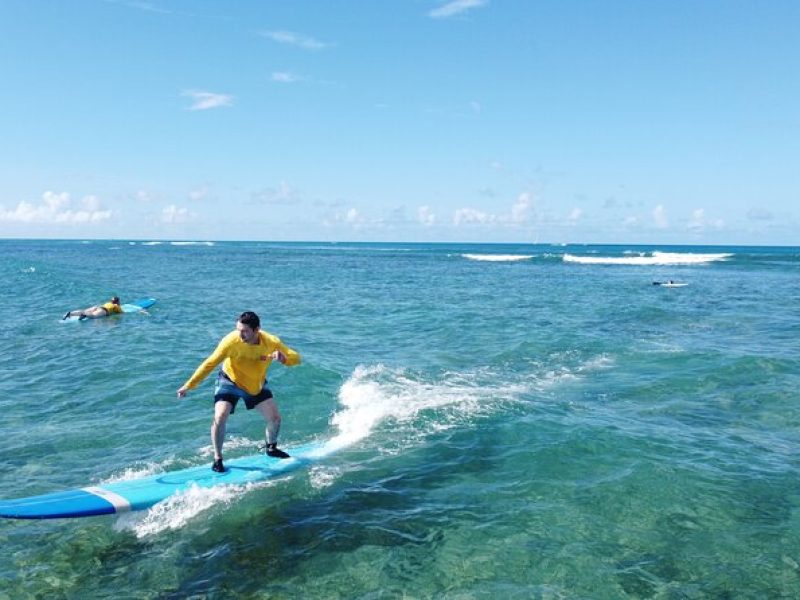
[324,359,610,452]
[114,358,607,536]
[114,365,513,536]
[114,480,279,537]
[325,364,505,452]
[563,251,732,265]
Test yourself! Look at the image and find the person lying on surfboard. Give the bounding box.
[177,311,301,473]
[62,296,122,320]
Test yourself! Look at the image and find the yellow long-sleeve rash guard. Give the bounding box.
[183,330,300,395]
[102,301,122,315]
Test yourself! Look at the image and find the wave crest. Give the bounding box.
[462,254,533,262]
[563,251,732,265]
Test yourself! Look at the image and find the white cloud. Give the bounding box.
[688,208,724,232]
[252,182,299,205]
[182,90,233,111]
[510,192,532,224]
[429,0,488,19]
[136,189,155,202]
[323,206,391,231]
[653,204,669,229]
[345,208,362,225]
[568,207,583,223]
[418,206,436,226]
[453,207,494,226]
[623,215,639,228]
[687,209,705,232]
[161,204,191,224]
[107,0,172,15]
[81,194,98,211]
[188,186,209,201]
[453,192,537,228]
[260,30,328,50]
[271,72,303,84]
[0,191,112,224]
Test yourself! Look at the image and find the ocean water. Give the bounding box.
[1,239,799,599]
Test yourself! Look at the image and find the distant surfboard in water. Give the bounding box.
[652,281,688,287]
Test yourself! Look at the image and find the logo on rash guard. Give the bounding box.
[260,355,268,361]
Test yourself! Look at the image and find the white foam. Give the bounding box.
[103,461,175,484]
[100,452,195,484]
[325,364,527,453]
[325,358,616,450]
[308,465,342,489]
[563,251,732,265]
[113,481,276,538]
[140,241,215,246]
[462,253,533,262]
[114,357,609,534]
[576,354,614,372]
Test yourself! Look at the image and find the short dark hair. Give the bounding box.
[111,296,120,304]
[239,311,260,329]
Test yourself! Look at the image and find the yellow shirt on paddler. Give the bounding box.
[183,330,301,395]
[102,301,123,314]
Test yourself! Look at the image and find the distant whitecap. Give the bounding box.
[563,251,732,265]
[462,254,533,262]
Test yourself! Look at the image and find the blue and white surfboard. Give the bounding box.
[0,441,334,519]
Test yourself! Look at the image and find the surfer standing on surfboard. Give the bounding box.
[177,311,301,473]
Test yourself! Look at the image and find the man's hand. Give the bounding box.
[177,385,188,398]
[270,350,286,364]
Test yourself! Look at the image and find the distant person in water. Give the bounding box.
[176,311,301,473]
[62,296,122,320]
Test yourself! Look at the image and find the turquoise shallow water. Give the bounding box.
[1,240,799,598]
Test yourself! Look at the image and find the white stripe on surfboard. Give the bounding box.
[82,486,132,513]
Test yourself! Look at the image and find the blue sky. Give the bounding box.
[1,0,798,245]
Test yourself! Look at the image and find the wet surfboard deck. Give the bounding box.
[0,441,332,519]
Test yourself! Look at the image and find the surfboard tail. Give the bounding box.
[0,488,119,520]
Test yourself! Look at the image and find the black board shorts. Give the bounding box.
[213,370,273,413]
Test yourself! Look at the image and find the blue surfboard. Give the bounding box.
[0,440,334,519]
[61,298,156,322]
[120,297,157,313]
